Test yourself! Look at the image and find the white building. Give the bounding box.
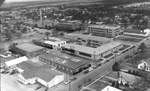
[33,37,66,49]
[5,56,28,68]
[138,58,150,72]
[101,86,122,91]
[17,61,64,87]
[62,42,123,61]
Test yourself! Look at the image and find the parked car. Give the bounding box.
[64,80,71,85]
[3,71,9,74]
[70,77,77,81]
[10,70,16,75]
[83,70,89,74]
[88,67,94,72]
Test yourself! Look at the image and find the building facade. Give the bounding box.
[55,20,82,31]
[32,37,66,49]
[64,34,112,48]
[17,61,64,88]
[88,24,123,38]
[138,59,150,72]
[62,42,124,61]
[14,43,46,58]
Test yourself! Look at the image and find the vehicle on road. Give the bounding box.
[64,80,71,85]
[83,70,89,74]
[88,67,94,72]
[70,77,77,81]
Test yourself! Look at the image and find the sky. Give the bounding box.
[5,0,41,3]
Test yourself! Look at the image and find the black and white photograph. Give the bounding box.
[0,0,150,91]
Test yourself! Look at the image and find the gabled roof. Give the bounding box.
[119,72,143,86]
[18,61,63,82]
[5,56,28,67]
[101,85,122,91]
[17,61,42,71]
[21,69,36,79]
[145,58,150,66]
[36,68,61,82]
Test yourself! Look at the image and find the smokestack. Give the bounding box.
[0,0,5,7]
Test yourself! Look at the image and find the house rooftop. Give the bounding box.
[64,42,122,55]
[119,71,143,87]
[16,43,44,53]
[145,58,150,66]
[39,53,89,70]
[17,61,42,71]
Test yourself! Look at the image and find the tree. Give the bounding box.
[138,42,147,52]
[112,62,120,71]
[21,27,28,33]
[5,29,13,41]
[15,32,22,38]
[45,32,50,39]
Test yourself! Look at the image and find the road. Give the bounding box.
[52,46,134,91]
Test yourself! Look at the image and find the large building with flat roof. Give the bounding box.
[14,43,46,58]
[64,33,112,48]
[88,24,123,38]
[62,42,124,61]
[55,20,82,31]
[39,52,90,75]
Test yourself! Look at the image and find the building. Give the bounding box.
[118,71,144,88]
[13,43,46,58]
[39,52,90,75]
[17,61,64,87]
[62,42,123,61]
[35,20,58,28]
[32,37,67,49]
[0,48,12,58]
[138,58,150,72]
[5,56,28,68]
[64,33,112,47]
[124,28,150,36]
[55,20,82,31]
[88,24,123,38]
[101,86,122,91]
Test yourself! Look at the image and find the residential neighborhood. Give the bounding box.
[0,0,150,91]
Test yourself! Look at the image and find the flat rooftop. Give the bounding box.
[124,28,146,34]
[65,33,111,42]
[16,43,44,52]
[89,24,120,30]
[39,52,89,70]
[64,42,122,55]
